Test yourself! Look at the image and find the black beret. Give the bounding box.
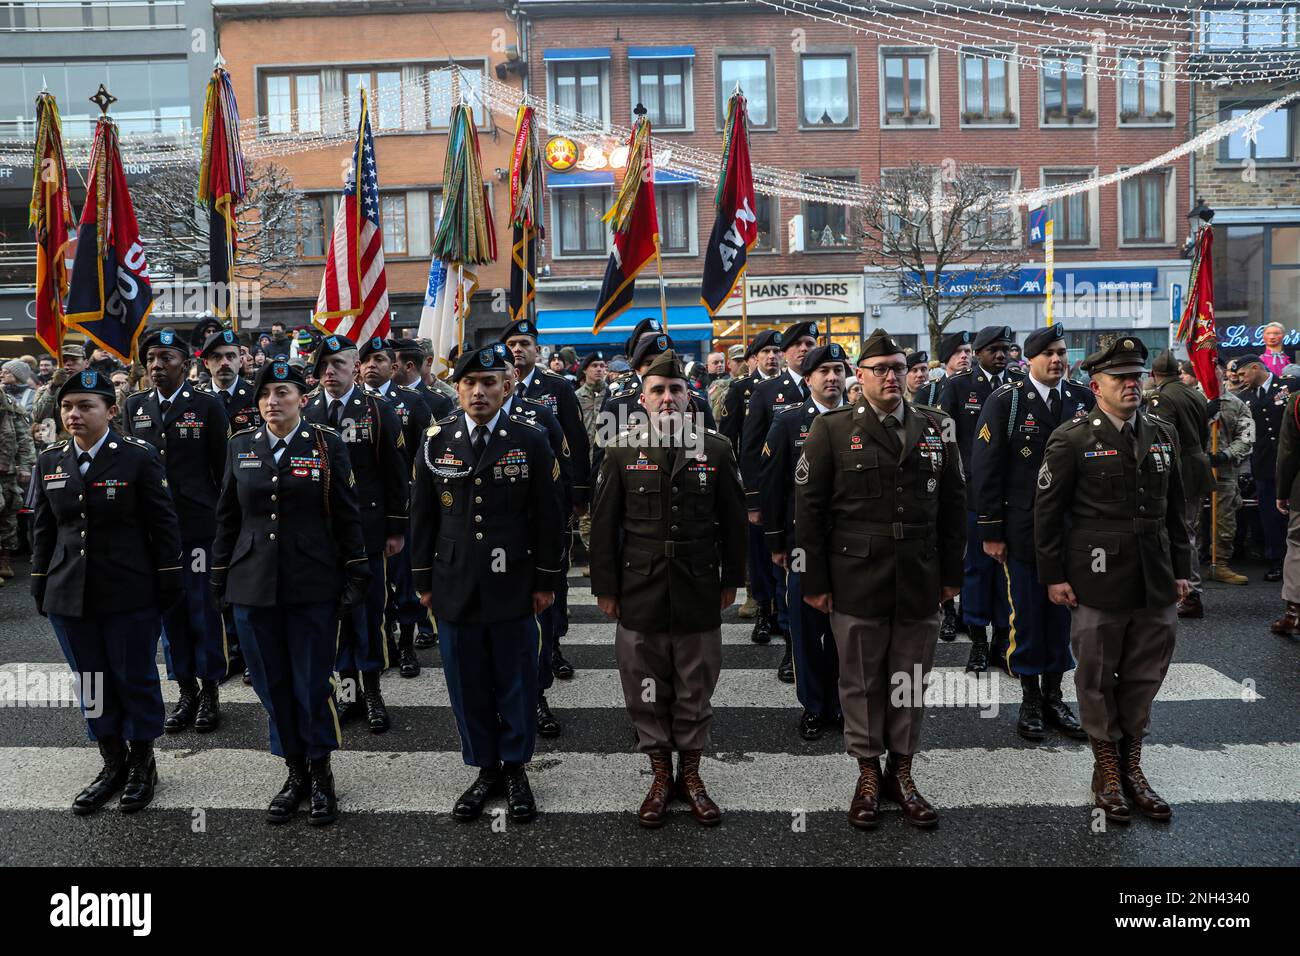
[1150,349,1180,377]
[138,327,188,360]
[938,330,971,364]
[858,328,906,361]
[624,316,665,357]
[632,332,674,370]
[1234,354,1263,371]
[452,342,513,382]
[390,337,424,359]
[1023,324,1066,359]
[56,368,117,404]
[200,328,241,359]
[781,321,819,348]
[1081,336,1148,376]
[311,333,357,376]
[745,328,782,358]
[973,324,1014,352]
[499,318,538,343]
[358,335,392,362]
[642,349,687,381]
[804,342,850,373]
[580,350,607,373]
[906,350,928,370]
[253,358,308,395]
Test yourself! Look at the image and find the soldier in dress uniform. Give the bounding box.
[903,350,930,404]
[590,350,746,828]
[1035,337,1189,823]
[760,343,849,738]
[410,343,563,823]
[123,329,231,734]
[358,335,431,678]
[1237,355,1290,582]
[303,334,408,733]
[740,321,820,654]
[32,370,183,814]
[1270,383,1300,634]
[970,325,1092,742]
[1146,351,1214,619]
[390,337,454,420]
[938,324,1024,671]
[200,327,261,684]
[797,329,965,830]
[213,360,371,826]
[718,328,782,453]
[913,330,973,409]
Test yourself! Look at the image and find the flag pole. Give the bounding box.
[739,271,749,349]
[654,236,669,332]
[1210,419,1219,579]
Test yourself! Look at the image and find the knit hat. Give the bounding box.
[2,359,31,384]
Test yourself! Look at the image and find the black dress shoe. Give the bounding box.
[777,637,795,683]
[1017,676,1046,741]
[939,603,957,642]
[194,679,221,733]
[453,766,503,821]
[335,670,364,725]
[360,671,390,734]
[164,678,199,733]
[1041,673,1088,739]
[798,711,823,740]
[536,695,561,737]
[308,757,337,826]
[242,668,253,686]
[399,647,420,678]
[413,629,436,649]
[503,763,537,822]
[266,757,310,825]
[551,647,575,680]
[119,741,158,813]
[965,640,990,673]
[750,601,772,644]
[1265,566,1283,582]
[72,737,127,815]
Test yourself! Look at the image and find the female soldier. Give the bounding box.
[212,360,369,826]
[31,369,183,814]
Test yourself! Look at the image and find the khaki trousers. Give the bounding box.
[615,624,722,753]
[830,610,940,759]
[1070,602,1177,743]
[1281,511,1300,604]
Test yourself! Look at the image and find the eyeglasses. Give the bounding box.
[860,363,907,379]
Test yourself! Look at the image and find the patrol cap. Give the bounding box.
[1023,324,1066,359]
[311,334,357,376]
[727,344,745,361]
[580,350,607,373]
[938,330,973,364]
[452,342,513,382]
[389,337,425,360]
[200,328,241,359]
[1150,349,1180,377]
[906,350,929,370]
[56,368,117,404]
[1081,336,1148,377]
[624,316,664,357]
[641,349,687,382]
[631,332,674,370]
[973,324,1014,352]
[358,335,392,362]
[414,337,436,357]
[1234,354,1264,371]
[139,327,189,362]
[253,358,308,396]
[781,321,819,349]
[60,341,87,359]
[858,328,906,361]
[745,328,782,358]
[804,342,850,374]
[499,318,537,343]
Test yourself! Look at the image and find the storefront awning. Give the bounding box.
[543,48,612,61]
[536,306,712,347]
[627,46,695,59]
[547,169,697,189]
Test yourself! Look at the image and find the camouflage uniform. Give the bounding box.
[1210,389,1255,561]
[573,379,606,550]
[0,390,37,564]
[30,368,72,449]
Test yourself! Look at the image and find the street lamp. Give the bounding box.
[1181,197,1215,257]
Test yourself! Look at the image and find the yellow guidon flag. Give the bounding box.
[978,423,992,443]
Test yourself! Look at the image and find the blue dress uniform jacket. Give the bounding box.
[504,393,573,513]
[212,423,369,607]
[122,386,229,542]
[408,378,456,420]
[203,377,261,432]
[938,364,1026,475]
[520,367,591,506]
[303,388,408,554]
[741,370,810,509]
[31,431,183,618]
[971,378,1095,562]
[1246,377,1290,480]
[913,375,945,409]
[371,382,431,467]
[411,413,563,623]
[760,400,823,553]
[718,370,762,452]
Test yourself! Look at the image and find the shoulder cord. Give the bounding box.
[315,428,332,523]
[1007,385,1020,440]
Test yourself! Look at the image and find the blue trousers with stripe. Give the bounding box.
[747,522,776,603]
[537,549,571,690]
[234,602,340,760]
[337,553,387,674]
[785,569,841,718]
[386,531,425,629]
[962,511,1010,629]
[50,607,165,742]
[999,555,1075,676]
[160,539,228,683]
[440,614,540,768]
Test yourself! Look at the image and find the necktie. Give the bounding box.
[1120,421,1135,454]
[800,379,811,402]
[515,380,527,400]
[328,399,342,429]
[272,438,287,464]
[471,425,488,462]
[882,414,903,456]
[160,399,172,418]
[77,451,91,476]
[1047,388,1061,425]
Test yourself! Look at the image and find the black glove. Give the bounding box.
[156,568,184,611]
[1210,451,1232,467]
[1206,398,1222,420]
[340,565,371,613]
[210,569,229,611]
[31,576,47,618]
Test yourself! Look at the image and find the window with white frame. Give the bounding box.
[1118,51,1172,123]
[427,63,487,127]
[961,48,1016,123]
[799,52,855,127]
[381,194,408,255]
[1041,49,1095,123]
[718,53,775,129]
[632,57,691,130]
[262,71,321,134]
[1201,6,1298,48]
[1042,169,1097,245]
[655,184,695,253]
[549,59,607,126]
[881,49,937,123]
[803,175,856,250]
[964,170,1020,246]
[300,197,327,258]
[345,69,402,130]
[1120,170,1172,245]
[880,167,935,250]
[555,187,609,256]
[754,193,777,252]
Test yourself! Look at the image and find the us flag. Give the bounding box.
[313,88,389,341]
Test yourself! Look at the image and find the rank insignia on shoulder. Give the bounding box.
[978,423,991,442]
[552,460,561,481]
[794,452,810,485]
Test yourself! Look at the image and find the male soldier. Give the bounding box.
[1271,384,1300,633]
[740,322,819,645]
[1237,356,1288,581]
[304,334,408,733]
[32,342,89,447]
[573,351,608,567]
[1035,337,1189,823]
[123,328,231,734]
[0,386,35,584]
[413,337,460,407]
[1146,351,1213,618]
[707,344,740,423]
[914,329,973,408]
[411,343,562,822]
[1206,365,1254,585]
[591,349,746,828]
[390,336,454,421]
[359,335,431,678]
[797,329,965,830]
[939,324,1024,671]
[761,343,849,736]
[971,325,1091,741]
[903,350,929,404]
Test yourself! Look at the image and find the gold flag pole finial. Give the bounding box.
[89,84,116,115]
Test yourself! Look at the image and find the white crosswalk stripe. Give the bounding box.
[562,621,983,645]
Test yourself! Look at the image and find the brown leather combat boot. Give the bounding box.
[1090,737,1131,823]
[847,757,881,830]
[882,752,939,829]
[674,750,721,826]
[637,751,674,828]
[1120,736,1172,821]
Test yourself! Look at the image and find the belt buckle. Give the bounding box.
[664,540,677,558]
[892,522,904,540]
